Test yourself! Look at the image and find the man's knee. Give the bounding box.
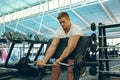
[52,65,61,73]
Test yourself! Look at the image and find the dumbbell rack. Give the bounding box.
[98,23,120,80]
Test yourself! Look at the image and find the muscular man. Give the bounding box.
[35,12,84,80]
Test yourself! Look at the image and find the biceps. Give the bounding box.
[68,35,80,50]
[50,38,60,48]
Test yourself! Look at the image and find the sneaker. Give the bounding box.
[81,71,86,77]
[80,67,86,77]
[79,69,86,80]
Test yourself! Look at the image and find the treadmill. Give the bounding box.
[15,34,39,76]
[0,36,18,80]
[16,34,48,76]
[3,32,27,67]
[1,32,40,78]
[0,32,48,79]
[33,35,48,61]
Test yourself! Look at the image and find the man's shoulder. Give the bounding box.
[54,27,63,35]
[72,23,80,27]
[72,23,78,26]
[72,24,82,29]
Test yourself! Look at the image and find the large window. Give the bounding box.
[0,0,109,24]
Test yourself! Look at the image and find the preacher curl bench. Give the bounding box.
[36,36,96,80]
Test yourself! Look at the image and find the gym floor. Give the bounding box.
[8,56,120,80]
[8,70,120,80]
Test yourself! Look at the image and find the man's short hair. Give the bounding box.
[57,12,70,19]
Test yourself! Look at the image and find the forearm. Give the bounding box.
[43,38,60,63]
[56,35,80,62]
[44,46,56,63]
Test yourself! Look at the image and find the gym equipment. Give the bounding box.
[89,66,97,75]
[99,58,120,61]
[0,35,18,80]
[35,62,73,80]
[16,41,44,76]
[89,66,120,77]
[90,44,97,53]
[0,38,7,43]
[35,36,99,80]
[34,34,48,61]
[16,35,48,76]
[73,36,95,80]
[90,23,96,31]
[98,23,120,80]
[3,32,40,76]
[16,57,39,76]
[107,49,118,57]
[35,25,120,80]
[46,36,92,59]
[70,53,120,77]
[16,57,31,72]
[91,33,97,42]
[3,32,27,43]
[0,68,18,80]
[89,64,104,76]
[34,35,48,43]
[3,32,27,67]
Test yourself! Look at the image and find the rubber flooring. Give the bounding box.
[4,56,120,80]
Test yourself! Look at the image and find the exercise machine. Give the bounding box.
[0,36,18,80]
[35,36,93,80]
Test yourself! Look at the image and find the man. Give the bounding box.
[35,12,84,80]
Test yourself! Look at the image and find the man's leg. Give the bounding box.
[67,59,74,80]
[51,65,61,80]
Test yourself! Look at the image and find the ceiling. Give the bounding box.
[0,0,120,39]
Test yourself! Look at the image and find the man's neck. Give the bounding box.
[64,23,71,34]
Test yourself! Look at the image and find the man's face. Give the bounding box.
[58,17,70,29]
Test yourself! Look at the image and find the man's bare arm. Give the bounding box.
[43,37,60,63]
[56,35,80,62]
